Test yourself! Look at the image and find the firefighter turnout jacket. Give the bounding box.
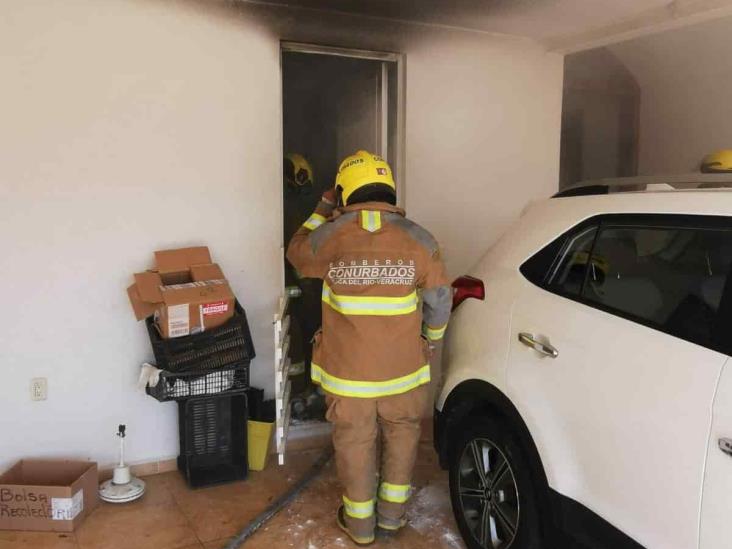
[286,199,452,398]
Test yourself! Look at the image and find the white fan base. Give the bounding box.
[99,476,146,504]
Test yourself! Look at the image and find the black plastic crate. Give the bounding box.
[146,363,250,402]
[146,301,255,373]
[177,391,248,488]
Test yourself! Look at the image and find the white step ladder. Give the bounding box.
[274,290,294,465]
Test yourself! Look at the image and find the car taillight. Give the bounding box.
[451,275,485,311]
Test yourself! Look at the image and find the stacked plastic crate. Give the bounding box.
[145,302,256,488]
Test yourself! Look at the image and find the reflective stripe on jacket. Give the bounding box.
[286,201,451,398]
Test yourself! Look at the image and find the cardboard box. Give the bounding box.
[0,460,98,532]
[127,246,236,338]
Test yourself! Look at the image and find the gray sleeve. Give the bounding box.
[421,286,452,339]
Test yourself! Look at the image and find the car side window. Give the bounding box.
[583,224,732,351]
[546,226,597,295]
[520,215,732,354]
[519,237,564,287]
[519,225,596,290]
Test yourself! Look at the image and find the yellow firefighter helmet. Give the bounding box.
[284,153,314,189]
[701,150,732,173]
[335,150,396,206]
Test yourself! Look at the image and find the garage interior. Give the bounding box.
[3,0,732,548]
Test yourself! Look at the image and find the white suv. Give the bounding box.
[434,176,732,549]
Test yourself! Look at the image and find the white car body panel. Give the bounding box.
[437,188,732,548]
[700,359,732,549]
[438,265,518,409]
[509,280,725,549]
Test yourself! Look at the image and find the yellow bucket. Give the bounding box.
[248,420,274,471]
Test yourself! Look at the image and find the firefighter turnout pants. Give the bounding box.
[326,384,429,542]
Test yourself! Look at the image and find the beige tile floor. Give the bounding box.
[0,442,465,549]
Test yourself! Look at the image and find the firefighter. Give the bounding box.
[283,153,323,410]
[283,153,317,255]
[287,150,451,545]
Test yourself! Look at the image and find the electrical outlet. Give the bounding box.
[31,378,47,401]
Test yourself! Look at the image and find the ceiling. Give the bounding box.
[250,0,732,51]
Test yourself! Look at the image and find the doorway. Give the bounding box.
[281,43,403,424]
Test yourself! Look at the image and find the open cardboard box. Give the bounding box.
[127,246,236,338]
[0,460,98,532]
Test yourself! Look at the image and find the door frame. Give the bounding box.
[280,41,407,207]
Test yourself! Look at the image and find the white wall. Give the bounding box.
[610,15,732,174]
[560,48,640,187]
[0,0,562,469]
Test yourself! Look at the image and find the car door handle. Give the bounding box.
[719,438,732,457]
[518,333,559,358]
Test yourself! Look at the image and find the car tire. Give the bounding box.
[448,417,544,549]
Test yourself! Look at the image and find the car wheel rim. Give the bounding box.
[458,437,520,549]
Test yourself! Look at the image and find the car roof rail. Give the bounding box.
[553,173,732,198]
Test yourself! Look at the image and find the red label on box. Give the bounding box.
[202,301,229,316]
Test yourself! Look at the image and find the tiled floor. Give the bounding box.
[0,442,465,549]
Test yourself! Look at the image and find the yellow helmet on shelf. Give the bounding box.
[335,150,395,206]
[701,150,732,173]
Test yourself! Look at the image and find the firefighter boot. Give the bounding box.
[337,505,375,546]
